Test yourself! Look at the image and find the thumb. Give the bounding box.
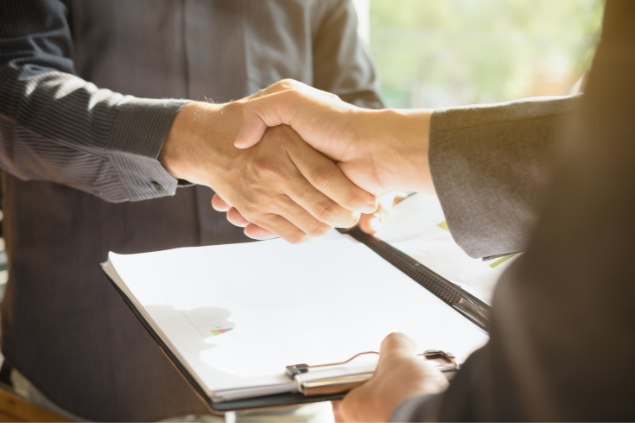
[377,332,418,369]
[234,90,301,149]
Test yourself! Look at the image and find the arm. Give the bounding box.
[0,0,186,202]
[276,1,635,421]
[212,0,385,237]
[0,1,376,242]
[389,2,635,420]
[429,96,580,258]
[234,83,578,257]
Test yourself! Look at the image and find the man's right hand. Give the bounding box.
[159,101,377,243]
[234,80,436,197]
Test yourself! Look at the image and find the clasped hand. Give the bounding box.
[161,80,447,421]
[213,79,434,239]
[160,82,378,243]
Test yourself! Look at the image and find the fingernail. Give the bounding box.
[363,200,378,214]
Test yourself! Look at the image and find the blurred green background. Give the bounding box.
[366,0,604,108]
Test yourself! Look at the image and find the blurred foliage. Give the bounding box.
[369,0,605,108]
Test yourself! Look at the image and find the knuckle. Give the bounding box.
[313,223,332,238]
[249,215,267,228]
[253,186,277,202]
[239,203,260,219]
[280,78,299,88]
[288,231,310,244]
[254,160,285,181]
[310,165,335,191]
[340,212,359,229]
[344,191,368,210]
[306,219,330,237]
[316,200,338,223]
[279,78,294,88]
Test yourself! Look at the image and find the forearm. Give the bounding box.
[429,95,580,258]
[238,83,579,241]
[399,4,635,420]
[0,0,187,202]
[159,101,243,187]
[345,95,581,260]
[352,108,435,195]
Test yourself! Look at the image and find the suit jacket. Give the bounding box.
[393,0,635,420]
[0,1,382,420]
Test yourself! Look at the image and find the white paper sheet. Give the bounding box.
[375,194,519,304]
[105,232,488,402]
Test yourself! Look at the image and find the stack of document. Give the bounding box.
[102,231,488,404]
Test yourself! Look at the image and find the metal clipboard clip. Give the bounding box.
[285,349,460,396]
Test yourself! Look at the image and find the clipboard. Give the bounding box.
[286,349,460,397]
[104,227,491,413]
[340,227,490,331]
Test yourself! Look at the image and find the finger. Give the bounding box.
[359,214,378,235]
[211,194,232,211]
[244,213,312,244]
[248,79,302,100]
[235,90,301,149]
[249,79,310,99]
[236,89,342,149]
[227,207,250,227]
[378,332,417,368]
[244,223,277,240]
[266,193,334,238]
[359,203,389,235]
[237,88,357,177]
[245,127,366,228]
[222,185,333,239]
[249,79,341,103]
[287,138,377,214]
[331,400,346,423]
[248,82,293,100]
[281,165,363,229]
[368,216,383,233]
[283,176,362,229]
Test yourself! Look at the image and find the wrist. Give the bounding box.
[357,108,435,195]
[160,101,210,180]
[160,101,235,184]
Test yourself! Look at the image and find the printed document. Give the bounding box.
[103,232,488,402]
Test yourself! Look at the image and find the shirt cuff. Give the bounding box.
[390,393,444,422]
[106,96,191,202]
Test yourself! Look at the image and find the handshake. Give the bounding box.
[160,80,435,243]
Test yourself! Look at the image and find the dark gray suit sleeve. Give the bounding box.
[0,0,189,203]
[312,0,383,109]
[390,393,444,422]
[428,96,580,258]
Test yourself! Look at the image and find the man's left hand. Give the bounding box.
[332,333,449,423]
